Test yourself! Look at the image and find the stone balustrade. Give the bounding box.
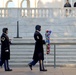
[0,8,76,18]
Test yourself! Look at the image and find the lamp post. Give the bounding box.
[14,0,22,38]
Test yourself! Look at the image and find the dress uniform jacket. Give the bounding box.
[1,33,11,61]
[74,2,76,7]
[33,31,45,61]
[64,3,71,7]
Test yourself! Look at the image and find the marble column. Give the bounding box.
[5,0,12,7]
[35,0,37,7]
[27,0,30,8]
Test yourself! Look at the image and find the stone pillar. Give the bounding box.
[3,0,4,7]
[5,0,12,8]
[37,0,43,8]
[20,0,24,8]
[27,0,30,8]
[35,0,37,8]
[63,0,65,7]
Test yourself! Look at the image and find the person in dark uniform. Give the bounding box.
[64,0,71,7]
[64,0,71,16]
[0,28,12,71]
[28,25,47,71]
[74,2,76,7]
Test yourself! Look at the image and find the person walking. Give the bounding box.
[0,28,12,71]
[28,25,47,71]
[74,2,76,7]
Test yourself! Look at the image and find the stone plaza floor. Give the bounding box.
[0,67,76,75]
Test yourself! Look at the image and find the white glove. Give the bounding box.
[5,50,9,52]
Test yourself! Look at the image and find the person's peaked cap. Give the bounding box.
[2,28,8,33]
[35,25,41,31]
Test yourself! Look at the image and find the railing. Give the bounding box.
[1,42,76,68]
[0,8,76,18]
[51,42,76,68]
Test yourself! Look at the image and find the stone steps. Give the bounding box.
[0,38,76,67]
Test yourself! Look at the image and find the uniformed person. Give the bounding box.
[28,25,47,71]
[64,0,71,7]
[74,2,76,7]
[0,28,12,71]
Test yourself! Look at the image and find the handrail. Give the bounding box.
[0,42,76,45]
[0,42,76,68]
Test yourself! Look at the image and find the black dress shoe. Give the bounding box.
[0,65,2,68]
[0,63,2,68]
[8,69,12,71]
[40,69,47,72]
[28,64,32,70]
[5,69,12,71]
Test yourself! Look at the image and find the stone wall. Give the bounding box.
[0,17,76,39]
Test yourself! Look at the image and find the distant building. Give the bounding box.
[0,0,76,8]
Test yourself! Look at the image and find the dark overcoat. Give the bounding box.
[1,33,11,61]
[33,31,45,61]
[64,3,71,7]
[74,2,76,7]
